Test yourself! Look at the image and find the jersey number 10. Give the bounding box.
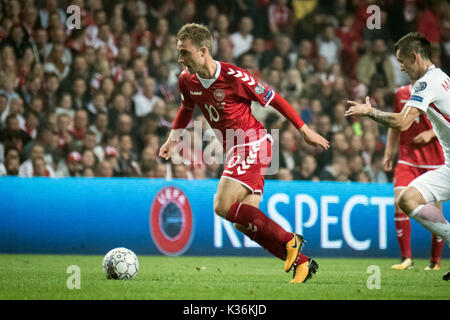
[205,104,220,122]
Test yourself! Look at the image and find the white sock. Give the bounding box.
[409,204,450,244]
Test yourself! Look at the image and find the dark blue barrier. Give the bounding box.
[0,177,448,258]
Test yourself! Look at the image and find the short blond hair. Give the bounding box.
[177,23,213,52]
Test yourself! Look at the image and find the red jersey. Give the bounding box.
[178,61,274,152]
[393,84,444,167]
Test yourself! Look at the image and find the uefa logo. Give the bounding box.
[149,186,194,256]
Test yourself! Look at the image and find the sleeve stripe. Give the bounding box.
[181,104,194,110]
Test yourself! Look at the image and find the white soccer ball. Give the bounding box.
[102,247,139,280]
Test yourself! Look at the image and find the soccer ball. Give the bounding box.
[102,247,139,280]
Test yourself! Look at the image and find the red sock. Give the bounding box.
[234,223,287,260]
[295,252,309,265]
[394,212,412,259]
[430,233,444,264]
[227,202,294,260]
[234,220,310,264]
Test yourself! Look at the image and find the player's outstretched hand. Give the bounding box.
[345,97,372,117]
[412,130,435,144]
[300,125,329,150]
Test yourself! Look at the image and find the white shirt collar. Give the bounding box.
[196,60,221,89]
[427,64,436,73]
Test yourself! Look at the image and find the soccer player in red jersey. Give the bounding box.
[385,84,445,270]
[159,23,329,283]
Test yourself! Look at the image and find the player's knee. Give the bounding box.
[397,188,415,216]
[213,198,230,218]
[395,195,403,212]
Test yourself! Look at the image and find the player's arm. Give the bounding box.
[383,127,400,172]
[230,68,328,150]
[345,97,422,131]
[160,75,196,160]
[270,93,329,150]
[159,105,194,160]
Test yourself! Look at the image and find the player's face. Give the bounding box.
[396,49,420,81]
[177,39,204,74]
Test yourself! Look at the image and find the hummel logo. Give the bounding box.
[190,91,202,95]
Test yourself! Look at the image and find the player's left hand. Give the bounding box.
[345,97,372,117]
[159,139,175,160]
[383,152,395,172]
[412,130,435,144]
[299,125,329,150]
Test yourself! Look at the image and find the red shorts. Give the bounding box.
[393,162,438,189]
[221,135,272,194]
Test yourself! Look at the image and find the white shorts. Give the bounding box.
[409,165,450,203]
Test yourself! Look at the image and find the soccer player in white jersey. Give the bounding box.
[345,32,450,281]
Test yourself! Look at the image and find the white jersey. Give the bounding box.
[405,65,450,166]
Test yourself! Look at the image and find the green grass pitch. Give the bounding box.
[0,254,448,300]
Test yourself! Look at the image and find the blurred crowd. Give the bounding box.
[0,0,449,181]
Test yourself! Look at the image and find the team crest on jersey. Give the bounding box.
[214,89,225,101]
[255,83,265,94]
[414,81,427,92]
